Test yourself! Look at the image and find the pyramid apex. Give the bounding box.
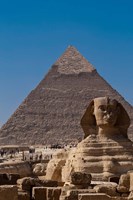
[54,46,95,75]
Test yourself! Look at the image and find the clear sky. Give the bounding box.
[0,0,133,126]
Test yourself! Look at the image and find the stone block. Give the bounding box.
[38,179,58,187]
[47,188,54,200]
[0,174,9,185]
[60,188,96,200]
[71,172,92,185]
[117,186,129,193]
[17,177,36,191]
[119,174,130,191]
[8,173,20,184]
[18,191,30,200]
[53,188,62,200]
[94,184,119,197]
[129,172,133,191]
[77,189,96,194]
[33,163,46,176]
[32,187,61,200]
[0,173,20,185]
[128,191,133,199]
[17,177,59,192]
[60,190,78,200]
[65,190,78,200]
[78,193,111,200]
[47,187,61,200]
[0,162,31,178]
[0,185,18,200]
[32,187,47,200]
[121,192,129,197]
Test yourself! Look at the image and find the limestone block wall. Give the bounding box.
[0,162,32,178]
[0,185,18,200]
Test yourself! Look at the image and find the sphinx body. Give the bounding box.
[62,97,133,181]
[62,134,133,181]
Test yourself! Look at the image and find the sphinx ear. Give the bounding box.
[91,105,94,115]
[80,100,96,138]
[115,102,130,137]
[116,106,120,115]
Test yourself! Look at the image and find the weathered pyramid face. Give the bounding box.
[0,46,132,146]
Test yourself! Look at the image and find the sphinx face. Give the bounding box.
[93,97,119,128]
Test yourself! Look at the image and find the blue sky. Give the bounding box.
[0,0,133,126]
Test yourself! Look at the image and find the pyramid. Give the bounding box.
[0,46,132,145]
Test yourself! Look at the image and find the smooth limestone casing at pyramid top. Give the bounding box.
[0,46,132,145]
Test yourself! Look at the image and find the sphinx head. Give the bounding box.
[81,97,130,138]
[93,97,120,128]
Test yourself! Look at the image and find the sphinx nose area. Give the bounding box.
[104,111,112,119]
[106,114,110,119]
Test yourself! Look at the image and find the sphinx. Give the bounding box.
[81,97,130,139]
[62,97,133,181]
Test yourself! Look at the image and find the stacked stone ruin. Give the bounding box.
[0,97,133,199]
[1,171,133,199]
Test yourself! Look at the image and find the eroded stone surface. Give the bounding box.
[32,187,47,200]
[129,172,133,191]
[78,193,111,200]
[70,172,91,185]
[117,174,130,193]
[94,184,119,197]
[46,149,69,182]
[18,190,30,200]
[61,97,133,181]
[0,173,20,185]
[32,187,61,200]
[0,185,18,200]
[0,162,31,178]
[33,163,46,176]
